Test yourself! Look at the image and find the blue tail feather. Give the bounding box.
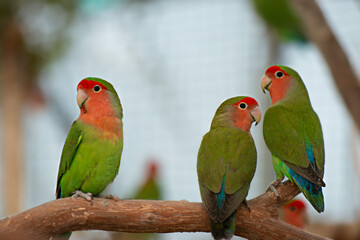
[289,168,324,213]
[211,176,236,239]
[216,177,226,211]
[305,142,315,167]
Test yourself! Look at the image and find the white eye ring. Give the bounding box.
[93,85,101,92]
[239,102,247,109]
[275,71,284,78]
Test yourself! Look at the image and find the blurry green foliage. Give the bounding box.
[252,0,307,43]
[0,0,79,86]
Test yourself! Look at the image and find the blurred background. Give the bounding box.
[0,0,360,239]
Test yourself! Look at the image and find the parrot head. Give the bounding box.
[211,96,261,132]
[280,199,309,229]
[146,159,159,180]
[261,65,305,105]
[76,77,122,118]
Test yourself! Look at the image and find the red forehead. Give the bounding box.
[77,79,107,91]
[234,97,258,107]
[266,65,289,76]
[147,160,159,177]
[286,200,306,209]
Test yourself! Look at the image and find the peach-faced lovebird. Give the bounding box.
[56,78,123,200]
[132,160,162,200]
[197,96,261,240]
[261,65,325,213]
[280,199,308,229]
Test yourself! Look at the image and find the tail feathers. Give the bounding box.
[300,183,324,213]
[210,212,237,240]
[290,170,324,213]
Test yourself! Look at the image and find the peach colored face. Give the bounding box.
[76,79,108,109]
[231,97,261,131]
[261,66,292,105]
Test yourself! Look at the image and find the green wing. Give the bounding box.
[56,121,83,198]
[197,130,227,194]
[305,110,325,176]
[263,105,325,184]
[197,128,257,221]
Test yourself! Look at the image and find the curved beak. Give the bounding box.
[261,74,272,93]
[77,89,89,108]
[250,106,261,126]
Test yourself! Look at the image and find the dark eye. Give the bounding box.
[93,85,101,92]
[275,71,284,78]
[290,206,297,212]
[239,103,247,109]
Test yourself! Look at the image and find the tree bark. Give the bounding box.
[290,0,360,130]
[0,181,329,240]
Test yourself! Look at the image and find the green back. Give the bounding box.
[197,128,257,195]
[263,66,325,183]
[197,128,256,222]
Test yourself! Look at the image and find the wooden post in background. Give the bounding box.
[0,19,25,215]
[290,0,360,129]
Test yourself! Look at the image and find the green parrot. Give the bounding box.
[197,96,261,240]
[252,0,307,43]
[261,65,325,213]
[56,77,123,200]
[132,160,162,200]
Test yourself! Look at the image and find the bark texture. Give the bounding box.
[0,181,329,240]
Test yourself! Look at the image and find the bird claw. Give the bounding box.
[268,185,279,198]
[266,179,283,198]
[243,199,251,213]
[105,194,121,201]
[72,190,93,202]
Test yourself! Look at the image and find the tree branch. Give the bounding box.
[290,0,360,130]
[0,181,328,240]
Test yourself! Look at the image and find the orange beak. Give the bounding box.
[261,74,272,93]
[250,106,261,126]
[77,89,89,108]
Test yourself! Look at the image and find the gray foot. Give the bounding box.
[266,178,284,197]
[243,199,251,213]
[72,190,93,202]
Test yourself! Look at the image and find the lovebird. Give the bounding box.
[56,78,123,200]
[197,96,261,240]
[132,160,162,200]
[280,199,308,229]
[252,0,307,43]
[261,65,325,213]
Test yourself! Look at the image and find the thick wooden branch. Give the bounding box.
[0,181,328,240]
[290,0,360,130]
